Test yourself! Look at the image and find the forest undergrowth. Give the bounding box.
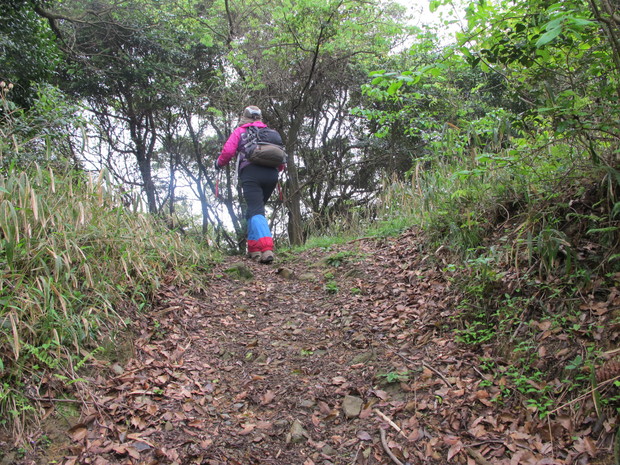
[1,86,619,464]
[1,160,619,464]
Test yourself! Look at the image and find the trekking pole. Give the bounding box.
[214,169,223,201]
[278,167,289,203]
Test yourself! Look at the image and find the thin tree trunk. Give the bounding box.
[285,114,305,246]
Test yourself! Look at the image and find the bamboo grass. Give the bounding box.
[0,163,213,436]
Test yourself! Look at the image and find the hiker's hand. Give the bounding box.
[214,159,222,171]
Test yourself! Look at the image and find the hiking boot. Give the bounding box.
[260,250,274,264]
[248,251,261,261]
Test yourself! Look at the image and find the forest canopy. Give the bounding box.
[1,0,619,250]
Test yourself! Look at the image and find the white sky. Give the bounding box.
[402,0,465,39]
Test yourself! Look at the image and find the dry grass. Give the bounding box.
[0,163,213,438]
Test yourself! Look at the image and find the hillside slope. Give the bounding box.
[1,229,617,465]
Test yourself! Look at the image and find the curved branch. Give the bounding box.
[32,5,64,40]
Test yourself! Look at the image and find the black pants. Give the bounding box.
[239,164,279,219]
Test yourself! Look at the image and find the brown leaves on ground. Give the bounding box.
[38,230,618,464]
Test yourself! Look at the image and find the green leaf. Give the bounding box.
[546,17,564,30]
[387,80,403,95]
[200,34,214,47]
[536,27,562,47]
[569,18,595,28]
[586,227,618,235]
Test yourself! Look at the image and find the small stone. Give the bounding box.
[276,267,295,279]
[224,262,253,280]
[349,351,375,365]
[254,354,267,364]
[288,419,307,443]
[164,421,174,431]
[133,441,152,452]
[111,364,124,375]
[274,419,289,429]
[342,395,363,419]
[298,273,316,282]
[322,445,337,456]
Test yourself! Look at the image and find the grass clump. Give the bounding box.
[0,163,213,437]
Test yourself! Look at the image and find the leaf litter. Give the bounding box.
[14,229,619,464]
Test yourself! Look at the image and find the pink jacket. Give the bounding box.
[217,121,286,172]
[217,121,268,169]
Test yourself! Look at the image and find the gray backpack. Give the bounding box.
[241,126,287,167]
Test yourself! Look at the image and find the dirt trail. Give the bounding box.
[14,230,616,464]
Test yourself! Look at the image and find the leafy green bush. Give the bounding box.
[0,83,83,169]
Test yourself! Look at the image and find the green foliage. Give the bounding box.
[377,370,412,384]
[0,1,63,107]
[0,83,83,168]
[324,250,359,267]
[601,381,620,414]
[476,357,555,418]
[457,0,619,163]
[322,270,339,294]
[0,160,214,433]
[324,280,339,294]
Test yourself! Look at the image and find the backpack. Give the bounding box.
[241,126,287,167]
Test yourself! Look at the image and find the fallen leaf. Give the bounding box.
[261,390,276,405]
[130,416,148,430]
[373,389,388,400]
[68,424,88,442]
[126,446,140,459]
[583,436,597,456]
[239,423,256,435]
[447,440,463,461]
[318,401,332,415]
[257,421,273,430]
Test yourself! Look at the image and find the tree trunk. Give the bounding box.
[128,108,158,214]
[284,110,307,245]
[137,153,158,214]
[168,151,176,220]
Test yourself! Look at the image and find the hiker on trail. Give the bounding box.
[215,105,285,264]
